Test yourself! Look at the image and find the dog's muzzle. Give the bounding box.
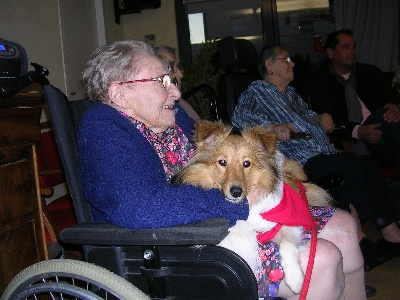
[225,185,245,203]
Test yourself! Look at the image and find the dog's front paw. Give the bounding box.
[279,239,304,294]
[284,266,304,295]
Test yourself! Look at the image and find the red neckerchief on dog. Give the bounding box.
[256,181,317,300]
[256,182,315,244]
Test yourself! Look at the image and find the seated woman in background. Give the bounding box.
[232,44,400,273]
[78,40,365,299]
[155,45,201,122]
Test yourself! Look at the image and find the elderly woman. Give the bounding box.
[155,45,201,121]
[79,40,364,299]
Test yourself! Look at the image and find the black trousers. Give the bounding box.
[304,151,400,230]
[363,107,400,171]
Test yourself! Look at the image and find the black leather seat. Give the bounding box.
[216,36,260,124]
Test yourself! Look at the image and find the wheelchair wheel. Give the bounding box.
[9,282,104,300]
[1,259,150,300]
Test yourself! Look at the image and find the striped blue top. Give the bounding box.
[232,80,339,166]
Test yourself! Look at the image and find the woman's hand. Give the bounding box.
[319,113,334,133]
[383,103,400,123]
[272,124,298,141]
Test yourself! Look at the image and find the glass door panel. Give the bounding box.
[276,0,335,62]
[186,0,264,54]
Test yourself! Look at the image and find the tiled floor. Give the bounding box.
[363,232,400,299]
[363,176,400,299]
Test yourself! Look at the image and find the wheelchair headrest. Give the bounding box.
[217,36,258,69]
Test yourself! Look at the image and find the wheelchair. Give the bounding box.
[1,259,149,300]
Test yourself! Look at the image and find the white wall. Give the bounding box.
[118,1,179,51]
[0,0,177,92]
[0,0,65,91]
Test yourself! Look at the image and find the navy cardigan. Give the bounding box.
[77,103,249,229]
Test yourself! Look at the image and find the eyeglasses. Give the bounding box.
[274,57,292,63]
[117,74,178,91]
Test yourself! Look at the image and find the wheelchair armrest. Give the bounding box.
[60,217,230,246]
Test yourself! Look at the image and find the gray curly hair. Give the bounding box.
[83,40,157,103]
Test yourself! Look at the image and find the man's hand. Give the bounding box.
[357,123,382,143]
[383,103,400,123]
[319,113,334,133]
[272,123,298,141]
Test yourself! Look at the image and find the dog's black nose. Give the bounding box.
[230,186,243,198]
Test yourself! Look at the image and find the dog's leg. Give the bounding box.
[217,220,261,274]
[276,226,304,295]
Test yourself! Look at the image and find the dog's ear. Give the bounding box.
[194,121,230,149]
[194,121,227,142]
[248,125,277,154]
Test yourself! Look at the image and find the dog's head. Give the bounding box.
[172,121,281,205]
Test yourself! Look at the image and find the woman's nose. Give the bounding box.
[169,82,181,101]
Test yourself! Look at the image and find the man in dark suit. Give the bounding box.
[309,29,400,171]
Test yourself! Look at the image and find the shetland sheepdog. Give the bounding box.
[172,121,332,294]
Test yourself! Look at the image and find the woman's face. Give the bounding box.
[157,50,184,90]
[267,50,295,85]
[118,55,181,133]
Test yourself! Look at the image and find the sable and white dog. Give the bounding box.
[172,121,332,294]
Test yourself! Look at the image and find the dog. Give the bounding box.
[172,121,332,294]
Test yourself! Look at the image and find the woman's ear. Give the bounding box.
[265,59,273,75]
[108,83,126,108]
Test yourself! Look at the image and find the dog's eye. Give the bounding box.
[243,161,251,168]
[218,159,227,166]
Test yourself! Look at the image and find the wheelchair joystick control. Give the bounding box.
[143,249,154,260]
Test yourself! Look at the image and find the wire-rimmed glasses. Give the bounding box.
[117,74,178,91]
[273,57,292,63]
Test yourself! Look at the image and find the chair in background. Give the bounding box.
[42,83,258,300]
[181,83,219,120]
[216,36,260,124]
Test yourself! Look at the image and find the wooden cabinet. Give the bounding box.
[0,85,47,294]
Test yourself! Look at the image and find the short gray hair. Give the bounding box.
[258,45,285,78]
[83,40,156,103]
[154,45,176,56]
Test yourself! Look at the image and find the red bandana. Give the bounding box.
[256,182,315,244]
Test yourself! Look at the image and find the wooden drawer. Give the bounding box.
[0,144,37,226]
[0,107,42,145]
